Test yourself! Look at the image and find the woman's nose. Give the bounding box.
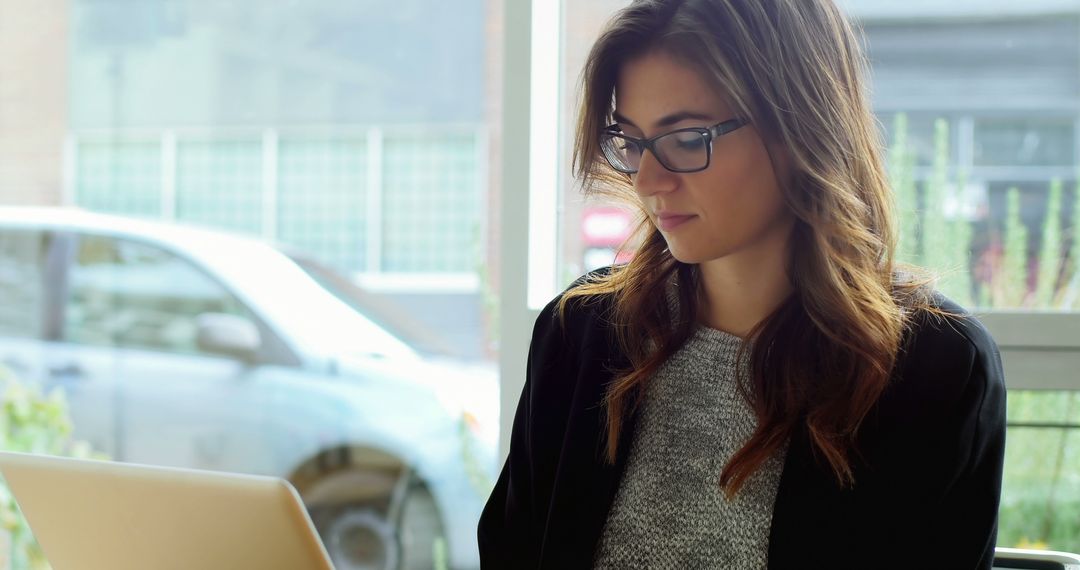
[632,150,679,198]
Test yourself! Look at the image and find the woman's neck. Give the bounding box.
[696,227,794,339]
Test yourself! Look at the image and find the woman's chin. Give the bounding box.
[664,240,735,265]
[665,243,709,265]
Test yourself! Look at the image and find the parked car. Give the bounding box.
[0,207,498,570]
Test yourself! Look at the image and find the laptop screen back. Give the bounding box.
[0,452,333,570]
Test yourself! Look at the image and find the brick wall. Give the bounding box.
[0,0,68,206]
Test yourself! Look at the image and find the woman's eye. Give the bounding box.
[674,136,706,150]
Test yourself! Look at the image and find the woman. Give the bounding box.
[479,0,1006,568]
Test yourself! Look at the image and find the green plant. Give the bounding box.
[921,119,951,274]
[0,366,102,570]
[999,391,1080,553]
[948,167,974,308]
[1061,179,1080,309]
[889,113,920,264]
[918,118,976,307]
[997,188,1030,307]
[889,115,974,306]
[1035,179,1064,308]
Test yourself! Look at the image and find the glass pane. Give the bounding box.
[1009,391,1080,424]
[1001,391,1080,552]
[881,113,951,168]
[969,180,1079,310]
[861,17,1080,111]
[76,139,163,217]
[976,119,1075,167]
[0,1,499,568]
[0,230,48,339]
[278,138,369,274]
[382,131,483,273]
[176,140,265,234]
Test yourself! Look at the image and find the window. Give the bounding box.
[66,1,489,288]
[1002,391,1080,549]
[9,0,1077,564]
[2,2,500,567]
[975,119,1076,168]
[0,230,49,339]
[65,235,251,356]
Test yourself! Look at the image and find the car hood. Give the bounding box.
[333,354,500,450]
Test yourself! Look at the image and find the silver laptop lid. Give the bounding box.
[0,451,334,570]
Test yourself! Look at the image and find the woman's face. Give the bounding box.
[614,50,794,266]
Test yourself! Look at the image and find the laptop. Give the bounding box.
[0,451,334,570]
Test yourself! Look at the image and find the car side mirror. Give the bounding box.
[195,313,261,363]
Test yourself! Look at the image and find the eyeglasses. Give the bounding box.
[599,118,748,174]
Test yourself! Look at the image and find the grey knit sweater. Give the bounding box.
[592,325,788,570]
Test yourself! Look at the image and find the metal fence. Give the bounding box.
[65,125,488,289]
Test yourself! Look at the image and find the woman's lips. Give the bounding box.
[656,213,696,231]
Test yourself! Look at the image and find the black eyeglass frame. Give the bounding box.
[599,117,749,174]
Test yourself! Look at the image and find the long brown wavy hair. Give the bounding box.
[561,0,947,496]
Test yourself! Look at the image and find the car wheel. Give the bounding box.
[397,485,444,570]
[314,483,445,570]
[323,507,398,570]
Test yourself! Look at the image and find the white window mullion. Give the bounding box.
[977,312,1080,391]
[499,0,564,459]
[526,0,561,310]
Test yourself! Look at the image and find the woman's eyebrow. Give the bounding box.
[611,110,717,129]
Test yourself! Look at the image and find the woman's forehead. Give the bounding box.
[613,51,734,128]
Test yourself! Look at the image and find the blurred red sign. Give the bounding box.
[582,207,633,247]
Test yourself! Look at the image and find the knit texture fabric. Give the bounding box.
[593,325,788,570]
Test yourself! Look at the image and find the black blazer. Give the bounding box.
[478,281,1006,569]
